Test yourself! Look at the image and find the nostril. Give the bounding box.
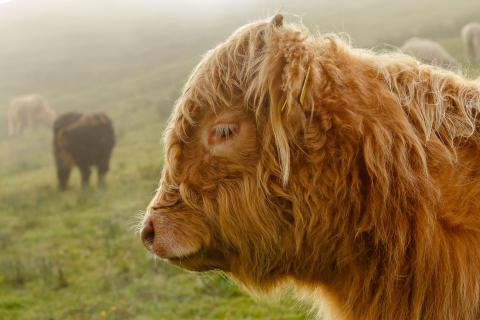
[141,219,155,249]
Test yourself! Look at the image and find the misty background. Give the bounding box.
[1,0,478,105]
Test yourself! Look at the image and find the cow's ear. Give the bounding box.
[263,65,311,186]
[271,14,284,28]
[255,20,314,185]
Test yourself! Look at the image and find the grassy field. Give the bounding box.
[1,0,480,319]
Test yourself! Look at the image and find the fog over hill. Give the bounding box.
[1,0,479,104]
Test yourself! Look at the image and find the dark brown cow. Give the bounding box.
[53,112,115,191]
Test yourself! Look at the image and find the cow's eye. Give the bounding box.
[209,123,239,144]
[215,124,236,139]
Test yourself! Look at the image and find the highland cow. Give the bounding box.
[53,112,115,191]
[7,94,56,136]
[462,22,480,63]
[401,37,461,73]
[140,15,480,320]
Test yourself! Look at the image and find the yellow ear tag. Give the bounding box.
[280,99,288,112]
[280,65,311,113]
[299,65,311,106]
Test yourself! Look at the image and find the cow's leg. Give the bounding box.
[98,168,106,190]
[57,167,71,191]
[31,115,39,129]
[18,119,26,135]
[54,146,74,191]
[8,117,15,137]
[96,147,112,190]
[97,162,109,190]
[25,114,33,132]
[12,119,18,136]
[79,166,91,190]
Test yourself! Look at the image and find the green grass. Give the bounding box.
[0,175,306,320]
[1,0,480,319]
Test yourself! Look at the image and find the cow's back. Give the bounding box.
[53,112,83,134]
[12,95,47,113]
[59,113,115,167]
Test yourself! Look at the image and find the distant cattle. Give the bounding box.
[7,94,56,136]
[401,37,461,73]
[53,112,115,191]
[462,22,480,63]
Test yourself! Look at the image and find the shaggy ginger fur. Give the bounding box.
[141,15,480,319]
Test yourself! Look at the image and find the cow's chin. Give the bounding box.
[167,249,229,272]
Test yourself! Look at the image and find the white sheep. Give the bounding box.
[401,37,461,73]
[462,22,480,63]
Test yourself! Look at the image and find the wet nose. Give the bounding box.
[141,216,155,250]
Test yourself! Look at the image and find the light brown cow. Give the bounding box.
[141,15,480,320]
[7,94,56,136]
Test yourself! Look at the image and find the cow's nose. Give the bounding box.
[141,217,155,250]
